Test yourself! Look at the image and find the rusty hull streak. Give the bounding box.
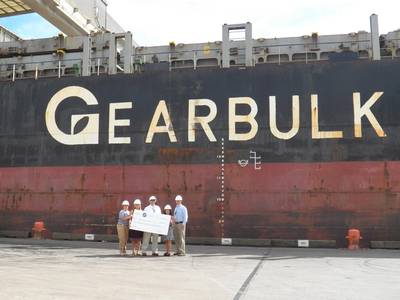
[158,147,215,162]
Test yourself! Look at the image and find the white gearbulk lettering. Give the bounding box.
[109,102,132,144]
[45,86,99,145]
[311,94,343,139]
[145,100,177,143]
[269,95,300,140]
[229,97,259,141]
[353,92,386,138]
[188,99,217,142]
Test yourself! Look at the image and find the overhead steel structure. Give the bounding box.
[0,0,31,17]
[0,0,124,36]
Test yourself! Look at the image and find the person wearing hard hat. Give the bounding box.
[116,200,132,256]
[141,195,162,256]
[173,195,188,256]
[129,199,144,256]
[162,204,174,256]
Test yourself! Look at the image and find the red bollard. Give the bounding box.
[32,221,46,240]
[346,229,362,250]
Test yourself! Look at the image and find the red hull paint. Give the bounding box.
[1,161,400,245]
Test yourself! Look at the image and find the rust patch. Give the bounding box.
[158,147,214,162]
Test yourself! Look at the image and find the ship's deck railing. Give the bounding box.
[0,57,118,81]
[133,38,400,70]
[0,58,83,81]
[1,38,400,82]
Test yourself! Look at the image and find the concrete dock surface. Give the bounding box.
[0,238,399,300]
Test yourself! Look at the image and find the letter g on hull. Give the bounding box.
[45,86,99,145]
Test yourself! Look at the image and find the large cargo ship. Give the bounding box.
[0,4,399,246]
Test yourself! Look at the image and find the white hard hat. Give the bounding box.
[133,199,141,205]
[164,204,172,210]
[149,195,157,201]
[121,200,130,206]
[175,195,183,201]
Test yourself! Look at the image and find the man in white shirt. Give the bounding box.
[141,195,162,256]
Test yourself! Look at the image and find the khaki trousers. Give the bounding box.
[116,224,129,253]
[173,223,186,254]
[142,232,159,253]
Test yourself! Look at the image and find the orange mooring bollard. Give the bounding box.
[346,229,362,250]
[32,221,46,240]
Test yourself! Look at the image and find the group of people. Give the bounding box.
[116,194,188,257]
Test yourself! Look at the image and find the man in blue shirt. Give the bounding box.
[173,195,188,256]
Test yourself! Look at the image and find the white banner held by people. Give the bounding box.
[130,209,171,235]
